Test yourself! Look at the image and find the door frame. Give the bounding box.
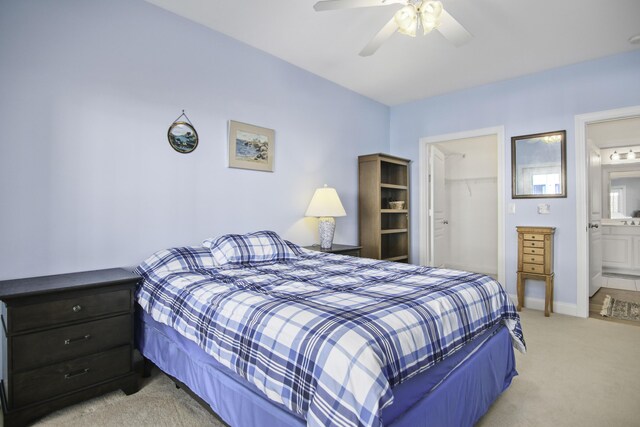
[418,126,506,285]
[575,105,640,318]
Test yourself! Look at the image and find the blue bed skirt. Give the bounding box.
[136,308,516,426]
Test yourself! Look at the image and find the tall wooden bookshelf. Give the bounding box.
[358,153,411,262]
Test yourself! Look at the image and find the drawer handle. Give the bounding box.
[64,334,91,345]
[72,305,82,313]
[64,368,90,380]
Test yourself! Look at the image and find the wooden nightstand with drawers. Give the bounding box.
[516,226,556,317]
[0,268,140,426]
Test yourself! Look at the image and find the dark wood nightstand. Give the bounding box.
[303,244,362,257]
[0,268,140,426]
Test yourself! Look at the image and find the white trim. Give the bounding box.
[418,126,506,285]
[428,144,436,266]
[508,294,577,317]
[418,140,429,266]
[575,105,640,318]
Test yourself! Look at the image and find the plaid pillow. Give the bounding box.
[203,231,298,266]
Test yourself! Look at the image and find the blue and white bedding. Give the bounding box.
[136,242,525,427]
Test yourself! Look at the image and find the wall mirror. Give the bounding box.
[511,130,566,198]
[603,169,640,219]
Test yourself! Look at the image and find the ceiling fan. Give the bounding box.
[313,0,473,56]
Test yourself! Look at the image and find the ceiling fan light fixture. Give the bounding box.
[420,1,443,34]
[395,4,418,37]
[313,0,473,56]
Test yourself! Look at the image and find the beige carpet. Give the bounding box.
[477,308,640,426]
[36,374,224,427]
[25,308,640,426]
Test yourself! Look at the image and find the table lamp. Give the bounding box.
[305,185,347,249]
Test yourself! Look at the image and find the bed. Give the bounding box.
[134,231,525,427]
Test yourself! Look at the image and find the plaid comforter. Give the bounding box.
[136,246,525,427]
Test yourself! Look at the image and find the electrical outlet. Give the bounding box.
[538,203,550,214]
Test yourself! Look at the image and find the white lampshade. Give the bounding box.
[305,185,346,218]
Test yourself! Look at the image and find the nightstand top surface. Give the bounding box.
[0,268,139,300]
[303,244,362,253]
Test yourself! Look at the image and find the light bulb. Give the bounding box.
[611,151,620,161]
[628,150,636,160]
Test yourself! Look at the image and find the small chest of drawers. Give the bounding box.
[516,226,555,316]
[0,268,140,426]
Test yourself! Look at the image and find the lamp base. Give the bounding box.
[318,217,336,249]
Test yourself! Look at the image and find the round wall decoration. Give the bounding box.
[168,110,198,153]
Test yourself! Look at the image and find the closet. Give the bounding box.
[429,136,498,277]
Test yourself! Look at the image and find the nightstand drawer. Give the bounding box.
[302,244,362,257]
[335,249,361,257]
[12,314,131,372]
[12,345,131,408]
[10,289,131,332]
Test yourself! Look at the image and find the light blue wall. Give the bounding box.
[390,49,640,306]
[2,0,639,301]
[0,0,389,280]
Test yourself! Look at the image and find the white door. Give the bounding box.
[588,139,603,297]
[429,146,448,267]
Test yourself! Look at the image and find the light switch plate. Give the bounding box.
[508,203,516,214]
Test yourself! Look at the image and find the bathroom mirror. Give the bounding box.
[511,130,566,198]
[606,170,640,218]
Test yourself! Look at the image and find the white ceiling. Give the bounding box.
[145,0,640,106]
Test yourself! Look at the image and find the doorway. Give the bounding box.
[585,116,640,324]
[418,127,505,284]
[575,106,640,318]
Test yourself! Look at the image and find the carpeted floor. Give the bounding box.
[23,308,640,426]
[477,308,640,426]
[36,373,223,427]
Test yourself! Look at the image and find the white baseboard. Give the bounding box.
[509,293,578,317]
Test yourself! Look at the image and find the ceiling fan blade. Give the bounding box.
[359,16,398,57]
[314,0,404,12]
[437,10,473,47]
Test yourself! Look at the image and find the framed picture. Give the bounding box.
[168,121,198,154]
[228,120,275,172]
[511,130,566,198]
